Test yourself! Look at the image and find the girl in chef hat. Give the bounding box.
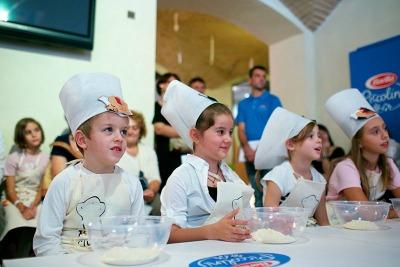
[255,107,329,225]
[161,80,254,242]
[325,89,400,218]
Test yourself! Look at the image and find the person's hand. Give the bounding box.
[27,204,38,219]
[243,145,256,162]
[143,189,155,203]
[16,202,27,216]
[17,203,34,220]
[208,209,251,242]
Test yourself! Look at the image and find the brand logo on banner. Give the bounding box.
[189,252,290,267]
[350,35,400,142]
[365,72,398,90]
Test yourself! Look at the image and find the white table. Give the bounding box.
[4,219,400,267]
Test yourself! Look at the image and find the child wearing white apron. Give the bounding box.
[33,73,144,256]
[161,81,254,242]
[255,108,329,225]
[1,118,48,259]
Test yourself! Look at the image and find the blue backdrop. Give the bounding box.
[349,35,400,142]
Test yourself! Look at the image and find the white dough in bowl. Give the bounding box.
[101,247,160,265]
[251,228,296,244]
[342,220,379,230]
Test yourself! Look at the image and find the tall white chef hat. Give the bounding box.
[161,80,217,149]
[325,88,378,139]
[59,73,131,135]
[254,107,312,170]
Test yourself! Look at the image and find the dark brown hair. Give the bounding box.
[189,76,206,87]
[14,117,45,149]
[195,103,233,133]
[156,72,181,94]
[248,65,267,77]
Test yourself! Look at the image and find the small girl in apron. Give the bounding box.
[1,118,48,259]
[160,81,254,243]
[255,108,329,225]
[33,73,144,256]
[325,89,400,218]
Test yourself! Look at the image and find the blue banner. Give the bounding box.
[189,252,290,267]
[349,35,400,142]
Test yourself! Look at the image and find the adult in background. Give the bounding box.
[188,76,206,94]
[118,110,161,215]
[152,73,184,189]
[236,65,282,207]
[40,131,83,196]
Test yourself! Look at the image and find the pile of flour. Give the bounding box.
[342,220,379,230]
[101,247,160,265]
[251,228,296,244]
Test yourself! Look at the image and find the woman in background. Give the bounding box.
[152,73,185,189]
[118,110,161,215]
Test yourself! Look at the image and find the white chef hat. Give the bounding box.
[59,73,131,135]
[161,80,217,149]
[254,107,312,170]
[325,88,378,139]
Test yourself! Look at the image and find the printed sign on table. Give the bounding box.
[189,252,290,267]
[350,35,400,142]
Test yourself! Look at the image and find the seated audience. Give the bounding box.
[118,110,161,215]
[0,118,48,259]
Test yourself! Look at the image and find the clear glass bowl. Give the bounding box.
[390,198,400,217]
[326,201,390,230]
[85,216,173,265]
[243,207,309,244]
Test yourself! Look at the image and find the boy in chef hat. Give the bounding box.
[325,89,400,218]
[33,73,145,255]
[160,80,253,243]
[255,107,329,225]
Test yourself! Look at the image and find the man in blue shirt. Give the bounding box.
[236,66,282,207]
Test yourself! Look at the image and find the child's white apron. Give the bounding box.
[60,168,132,252]
[281,176,326,217]
[0,153,43,241]
[204,182,254,225]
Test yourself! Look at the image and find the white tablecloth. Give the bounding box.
[4,219,400,267]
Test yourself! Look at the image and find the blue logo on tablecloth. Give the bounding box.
[189,252,290,267]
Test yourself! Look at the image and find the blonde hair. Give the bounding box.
[349,128,391,199]
[287,122,316,160]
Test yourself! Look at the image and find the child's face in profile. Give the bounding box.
[23,122,42,150]
[359,117,389,155]
[83,112,129,172]
[195,113,233,162]
[291,125,322,161]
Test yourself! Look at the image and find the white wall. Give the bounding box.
[0,0,157,153]
[315,0,400,149]
[269,33,316,118]
[268,0,400,151]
